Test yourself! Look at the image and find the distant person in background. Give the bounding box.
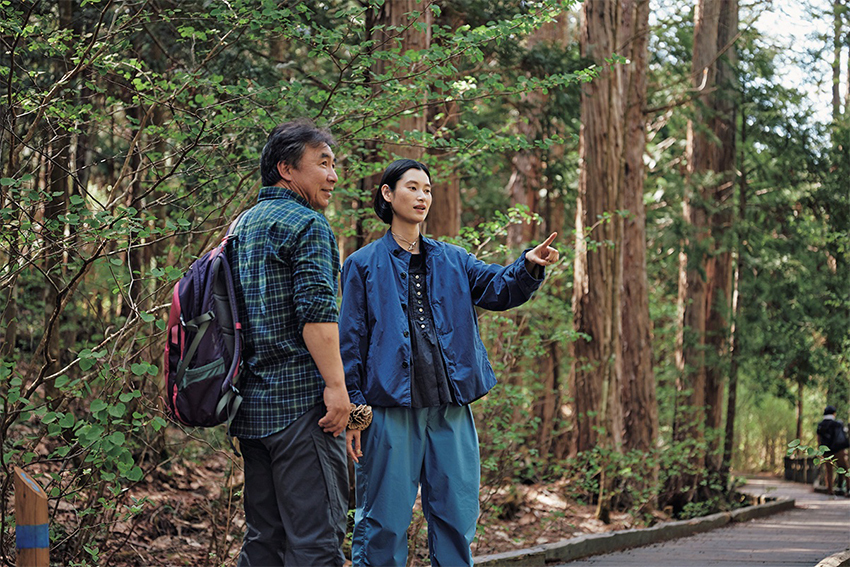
[817,405,850,496]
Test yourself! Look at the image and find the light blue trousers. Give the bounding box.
[352,405,480,567]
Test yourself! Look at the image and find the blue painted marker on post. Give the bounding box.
[14,466,50,566]
[16,523,49,549]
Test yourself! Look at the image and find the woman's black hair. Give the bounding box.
[373,159,431,224]
[260,119,335,187]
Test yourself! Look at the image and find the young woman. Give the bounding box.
[339,159,558,566]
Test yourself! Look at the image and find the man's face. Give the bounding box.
[277,143,338,209]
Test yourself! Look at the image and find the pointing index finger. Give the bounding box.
[541,232,558,248]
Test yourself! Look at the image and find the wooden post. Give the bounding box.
[14,467,49,567]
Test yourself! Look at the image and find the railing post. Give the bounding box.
[14,467,49,567]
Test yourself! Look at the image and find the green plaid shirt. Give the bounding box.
[228,187,340,439]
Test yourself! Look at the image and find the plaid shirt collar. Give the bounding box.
[258,185,311,208]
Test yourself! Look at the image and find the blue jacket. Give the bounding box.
[339,231,545,407]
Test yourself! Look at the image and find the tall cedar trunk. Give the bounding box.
[1,99,17,357]
[620,0,657,455]
[424,4,464,238]
[506,138,540,248]
[40,0,74,402]
[537,344,560,457]
[356,2,432,251]
[833,0,842,120]
[575,0,617,457]
[576,0,660,521]
[506,19,568,248]
[371,0,431,161]
[703,0,738,473]
[505,17,571,459]
[1,164,18,356]
[126,104,146,314]
[674,0,720,476]
[426,98,461,237]
[721,83,747,480]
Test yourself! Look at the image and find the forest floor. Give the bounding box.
[94,446,664,567]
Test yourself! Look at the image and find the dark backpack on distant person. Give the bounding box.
[818,418,850,452]
[163,215,244,435]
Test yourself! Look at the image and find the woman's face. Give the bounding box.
[382,168,432,226]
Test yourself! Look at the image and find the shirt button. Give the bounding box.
[417,292,421,296]
[401,273,407,279]
[419,308,423,313]
[402,361,409,368]
[416,283,421,288]
[403,331,409,338]
[420,324,426,329]
[419,317,424,321]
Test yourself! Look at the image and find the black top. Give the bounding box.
[407,251,454,407]
[818,417,850,453]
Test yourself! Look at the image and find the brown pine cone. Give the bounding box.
[348,404,373,430]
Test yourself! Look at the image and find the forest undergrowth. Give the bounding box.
[8,425,756,567]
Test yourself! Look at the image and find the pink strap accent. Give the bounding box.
[172,384,182,421]
[167,285,181,330]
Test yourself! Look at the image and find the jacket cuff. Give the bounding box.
[518,249,545,291]
[347,389,368,406]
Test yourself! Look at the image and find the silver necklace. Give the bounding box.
[392,231,418,251]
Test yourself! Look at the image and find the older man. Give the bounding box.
[230,119,350,566]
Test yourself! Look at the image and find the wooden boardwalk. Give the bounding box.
[555,476,850,567]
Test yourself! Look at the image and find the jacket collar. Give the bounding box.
[379,230,443,257]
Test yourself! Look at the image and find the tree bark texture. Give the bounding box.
[40,0,74,402]
[506,18,570,248]
[675,0,721,453]
[575,0,660,469]
[619,0,658,455]
[369,0,432,161]
[703,0,738,473]
[722,87,747,480]
[833,0,842,121]
[575,0,623,457]
[355,1,433,249]
[426,99,461,237]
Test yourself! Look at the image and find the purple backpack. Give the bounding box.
[164,216,243,433]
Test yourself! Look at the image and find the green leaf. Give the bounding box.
[108,403,126,418]
[59,413,76,428]
[151,416,168,431]
[108,431,126,445]
[125,466,144,482]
